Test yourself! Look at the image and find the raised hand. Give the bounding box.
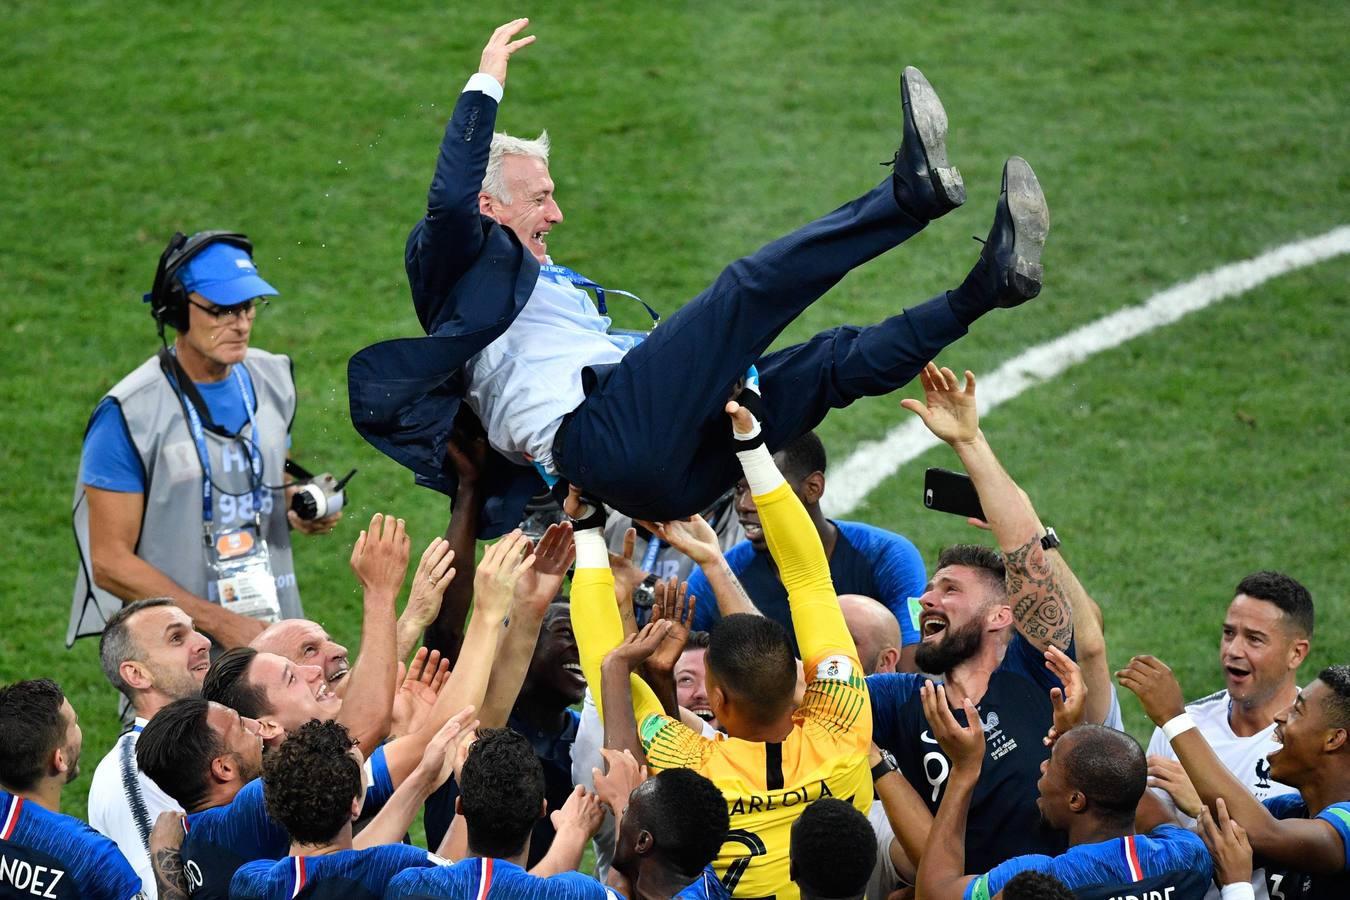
[603,619,673,673]
[391,647,450,737]
[445,425,489,488]
[1043,646,1087,747]
[899,363,980,447]
[920,681,986,777]
[477,19,536,87]
[647,579,697,675]
[1147,756,1203,818]
[472,530,536,619]
[550,785,606,841]
[609,527,649,609]
[592,747,647,819]
[638,515,721,566]
[1198,798,1253,887]
[402,537,457,631]
[349,513,412,601]
[414,706,479,792]
[515,522,576,615]
[1116,655,1187,726]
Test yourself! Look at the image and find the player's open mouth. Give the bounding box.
[921,613,949,640]
[190,660,211,674]
[562,662,585,684]
[1224,665,1251,683]
[533,231,548,246]
[691,706,715,723]
[328,669,348,685]
[740,518,763,540]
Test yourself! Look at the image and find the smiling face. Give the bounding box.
[675,647,716,728]
[1221,594,1305,710]
[127,605,212,700]
[480,154,562,264]
[521,602,586,709]
[252,620,350,692]
[913,565,1006,674]
[248,651,340,732]
[1266,679,1348,788]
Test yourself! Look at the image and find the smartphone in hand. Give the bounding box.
[923,467,985,521]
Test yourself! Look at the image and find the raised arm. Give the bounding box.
[395,537,456,664]
[724,400,855,666]
[641,515,762,620]
[601,621,674,761]
[424,430,488,667]
[476,522,575,728]
[902,363,1072,652]
[915,683,985,900]
[338,512,408,755]
[379,531,531,784]
[409,20,536,326]
[1118,655,1348,874]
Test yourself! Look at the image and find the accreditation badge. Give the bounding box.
[208,524,281,622]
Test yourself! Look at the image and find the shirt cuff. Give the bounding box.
[463,72,503,103]
[1220,883,1255,900]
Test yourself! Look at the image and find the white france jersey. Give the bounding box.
[1146,688,1299,900]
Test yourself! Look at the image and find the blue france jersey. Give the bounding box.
[687,520,925,655]
[182,747,394,900]
[674,867,729,899]
[963,826,1211,900]
[232,845,442,900]
[869,633,1074,873]
[1253,795,1350,900]
[385,858,621,900]
[0,791,143,900]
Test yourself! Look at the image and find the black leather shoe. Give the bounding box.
[890,66,965,220]
[975,156,1049,306]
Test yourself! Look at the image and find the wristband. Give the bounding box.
[1161,713,1196,742]
[573,529,610,569]
[871,749,899,782]
[736,444,786,494]
[1220,883,1255,900]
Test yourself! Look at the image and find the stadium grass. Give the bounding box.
[1,0,1345,842]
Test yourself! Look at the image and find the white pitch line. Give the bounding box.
[825,225,1350,517]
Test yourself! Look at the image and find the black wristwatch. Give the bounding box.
[871,749,899,782]
[1040,527,1061,550]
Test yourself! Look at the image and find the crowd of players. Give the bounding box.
[3,365,1347,900]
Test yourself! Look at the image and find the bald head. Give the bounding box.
[250,619,350,692]
[838,594,901,675]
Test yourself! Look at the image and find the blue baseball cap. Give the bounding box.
[178,242,279,305]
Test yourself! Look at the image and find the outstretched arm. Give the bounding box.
[902,363,1072,652]
[338,513,408,755]
[1118,655,1348,874]
[424,430,489,667]
[641,515,761,620]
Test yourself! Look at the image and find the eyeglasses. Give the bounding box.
[187,296,270,321]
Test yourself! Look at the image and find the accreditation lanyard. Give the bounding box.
[174,365,264,527]
[539,264,661,324]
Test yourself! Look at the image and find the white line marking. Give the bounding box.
[825,226,1350,517]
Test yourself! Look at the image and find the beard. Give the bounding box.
[63,742,81,784]
[914,617,985,674]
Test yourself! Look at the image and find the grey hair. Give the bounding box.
[482,131,550,204]
[99,598,176,698]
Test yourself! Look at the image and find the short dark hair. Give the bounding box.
[1002,870,1076,900]
[1060,725,1147,828]
[0,679,66,792]
[1235,571,1315,638]
[776,431,827,484]
[262,719,360,844]
[790,798,876,899]
[936,544,1006,596]
[706,614,796,722]
[1317,665,1350,730]
[99,598,176,697]
[641,768,729,876]
[137,698,221,811]
[458,728,544,859]
[684,630,711,651]
[203,647,269,719]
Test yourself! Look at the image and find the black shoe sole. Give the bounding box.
[1001,156,1049,303]
[903,66,965,210]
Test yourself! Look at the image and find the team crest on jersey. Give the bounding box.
[816,655,852,682]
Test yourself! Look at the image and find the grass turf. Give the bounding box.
[1,1,1345,827]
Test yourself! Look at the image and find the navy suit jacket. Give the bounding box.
[348,88,546,536]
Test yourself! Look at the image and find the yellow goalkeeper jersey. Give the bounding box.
[575,482,872,899]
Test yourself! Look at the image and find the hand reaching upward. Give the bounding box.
[478,19,536,87]
[900,363,980,447]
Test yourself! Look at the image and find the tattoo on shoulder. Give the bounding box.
[1004,535,1073,649]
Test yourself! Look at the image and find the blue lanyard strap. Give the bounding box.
[540,264,661,324]
[640,534,662,572]
[168,360,264,526]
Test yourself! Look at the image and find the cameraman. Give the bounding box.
[70,232,339,651]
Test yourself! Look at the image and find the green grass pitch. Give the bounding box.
[1,1,1345,825]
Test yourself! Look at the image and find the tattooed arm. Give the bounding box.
[901,364,1073,652]
[149,812,189,900]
